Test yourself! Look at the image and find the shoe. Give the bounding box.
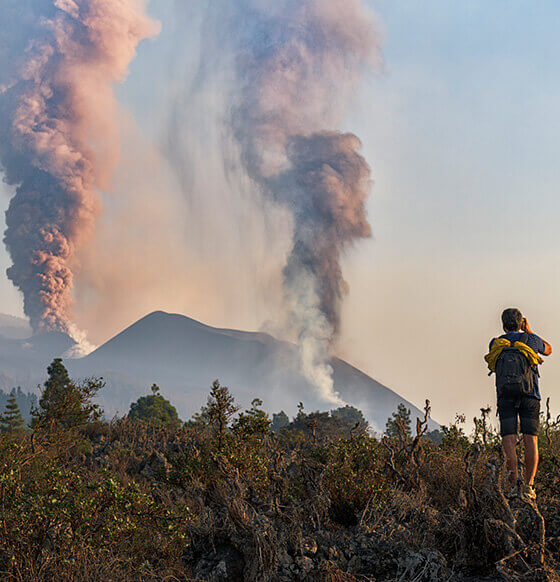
[521,484,537,501]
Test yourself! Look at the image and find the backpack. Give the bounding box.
[495,333,534,398]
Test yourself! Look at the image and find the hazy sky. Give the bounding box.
[1,0,560,428]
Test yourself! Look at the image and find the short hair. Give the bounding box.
[502,308,523,332]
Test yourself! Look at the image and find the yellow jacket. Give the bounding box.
[485,338,544,373]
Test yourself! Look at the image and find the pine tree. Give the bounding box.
[385,403,412,438]
[232,398,270,440]
[331,405,369,435]
[271,410,290,433]
[33,359,103,429]
[0,390,25,432]
[205,380,239,449]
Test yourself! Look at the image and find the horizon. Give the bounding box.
[0,307,508,432]
[0,307,440,434]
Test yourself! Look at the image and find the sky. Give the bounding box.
[1,0,560,428]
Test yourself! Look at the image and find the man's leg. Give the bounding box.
[502,434,518,485]
[519,396,540,487]
[498,397,518,485]
[523,434,538,486]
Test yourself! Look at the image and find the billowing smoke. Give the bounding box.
[0,0,159,345]
[279,133,372,403]
[201,0,379,403]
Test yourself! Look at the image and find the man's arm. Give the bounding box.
[521,318,552,356]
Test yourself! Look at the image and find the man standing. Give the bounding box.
[489,308,552,500]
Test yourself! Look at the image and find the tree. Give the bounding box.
[204,380,239,449]
[280,406,370,444]
[185,408,210,430]
[441,414,470,449]
[0,390,25,432]
[128,384,180,426]
[232,398,271,440]
[331,405,369,435]
[271,411,290,433]
[385,403,412,438]
[0,388,36,425]
[32,359,103,429]
[425,429,444,444]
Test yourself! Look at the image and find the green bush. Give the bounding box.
[128,384,180,426]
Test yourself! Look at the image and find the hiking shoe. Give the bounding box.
[522,484,537,501]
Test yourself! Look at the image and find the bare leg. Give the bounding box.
[502,434,518,485]
[523,434,539,486]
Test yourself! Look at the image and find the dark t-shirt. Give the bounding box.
[489,332,546,400]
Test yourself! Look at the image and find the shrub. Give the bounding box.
[2,370,559,580]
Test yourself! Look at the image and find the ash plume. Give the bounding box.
[204,0,379,403]
[0,0,159,343]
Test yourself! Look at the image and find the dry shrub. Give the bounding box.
[1,390,560,581]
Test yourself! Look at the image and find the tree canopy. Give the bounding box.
[33,359,103,429]
[385,403,412,438]
[128,384,180,426]
[271,410,290,433]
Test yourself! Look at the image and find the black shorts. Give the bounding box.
[497,396,540,436]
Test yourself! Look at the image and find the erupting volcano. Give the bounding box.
[0,0,159,346]
[204,0,380,403]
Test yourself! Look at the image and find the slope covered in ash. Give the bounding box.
[68,311,438,432]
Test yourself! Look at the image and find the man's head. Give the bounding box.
[502,308,523,332]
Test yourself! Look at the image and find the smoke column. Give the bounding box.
[203,0,379,403]
[0,0,159,343]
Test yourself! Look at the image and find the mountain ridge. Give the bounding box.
[0,311,439,433]
[69,311,439,432]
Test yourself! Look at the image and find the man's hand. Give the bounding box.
[522,317,552,355]
[521,318,533,333]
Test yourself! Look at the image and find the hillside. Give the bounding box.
[0,330,76,393]
[69,311,437,431]
[0,311,438,431]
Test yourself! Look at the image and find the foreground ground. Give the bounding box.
[1,382,560,581]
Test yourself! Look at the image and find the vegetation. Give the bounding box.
[0,387,37,424]
[0,360,559,580]
[32,358,103,429]
[271,410,289,433]
[128,384,180,426]
[0,390,25,432]
[384,402,411,438]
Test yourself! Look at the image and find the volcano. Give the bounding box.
[0,311,438,432]
[68,311,438,432]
